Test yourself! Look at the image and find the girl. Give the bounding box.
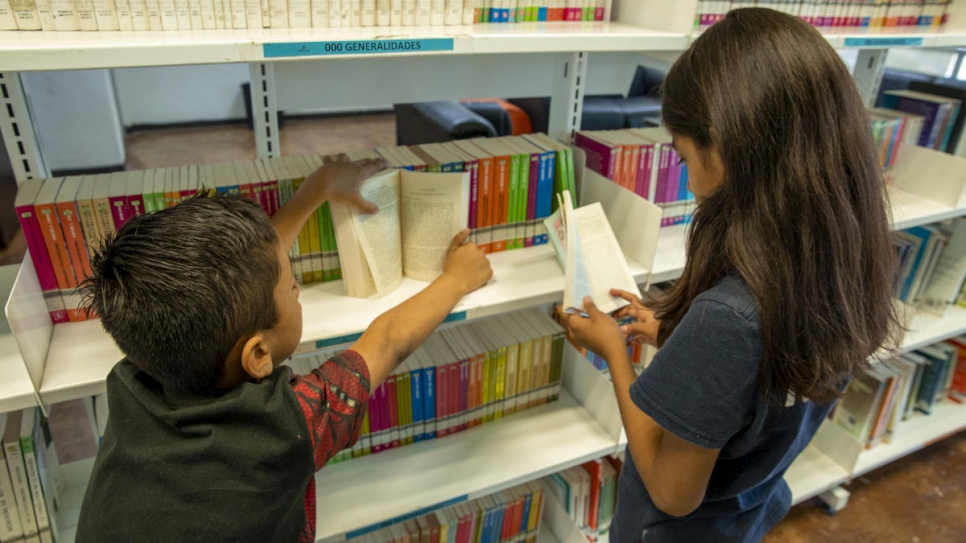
[557,8,900,543]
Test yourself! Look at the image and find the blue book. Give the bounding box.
[914,345,954,415]
[410,364,423,442]
[900,226,935,301]
[422,364,436,440]
[538,6,547,20]
[520,493,532,534]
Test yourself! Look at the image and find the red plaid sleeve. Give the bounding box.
[291,350,371,543]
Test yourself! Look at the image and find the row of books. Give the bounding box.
[0,409,57,543]
[347,481,545,543]
[541,455,619,542]
[695,0,953,29]
[894,218,966,313]
[882,87,966,157]
[832,335,966,448]
[14,134,577,323]
[0,0,604,31]
[573,128,695,228]
[869,107,923,171]
[287,308,566,464]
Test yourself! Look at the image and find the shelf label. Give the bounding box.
[313,312,465,350]
[263,38,455,58]
[345,495,468,539]
[843,36,924,48]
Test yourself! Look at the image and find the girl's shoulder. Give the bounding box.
[692,275,759,326]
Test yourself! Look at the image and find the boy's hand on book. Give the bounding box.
[441,229,492,295]
[305,154,389,213]
[611,288,660,346]
[556,297,626,362]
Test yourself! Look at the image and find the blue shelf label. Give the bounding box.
[345,494,468,539]
[843,36,924,48]
[263,38,455,58]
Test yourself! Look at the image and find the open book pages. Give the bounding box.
[330,168,470,298]
[545,190,642,317]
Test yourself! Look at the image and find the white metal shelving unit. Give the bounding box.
[2,1,966,542]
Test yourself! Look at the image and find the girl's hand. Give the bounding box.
[302,154,389,213]
[556,297,627,362]
[611,288,661,346]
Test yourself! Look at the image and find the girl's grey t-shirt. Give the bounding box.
[611,276,834,543]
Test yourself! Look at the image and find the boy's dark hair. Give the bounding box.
[82,192,281,394]
[653,8,901,406]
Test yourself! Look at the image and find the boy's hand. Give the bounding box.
[302,154,389,214]
[611,288,661,346]
[441,230,492,295]
[556,297,626,362]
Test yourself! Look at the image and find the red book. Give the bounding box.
[582,459,604,530]
[436,362,449,437]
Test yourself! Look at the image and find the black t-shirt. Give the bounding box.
[611,276,834,543]
[76,360,315,543]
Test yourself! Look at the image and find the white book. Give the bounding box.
[19,411,49,533]
[401,0,412,23]
[3,412,38,538]
[443,0,458,24]
[389,0,400,24]
[175,0,191,27]
[32,0,54,28]
[375,0,387,24]
[414,0,427,24]
[287,0,309,26]
[199,0,213,27]
[128,0,148,28]
[228,0,244,26]
[360,0,373,24]
[113,0,133,29]
[243,0,259,26]
[158,0,177,27]
[339,0,348,24]
[429,0,441,24]
[1,0,23,28]
[258,0,266,26]
[350,0,360,25]
[212,0,224,26]
[309,0,326,26]
[74,0,98,28]
[325,0,337,25]
[267,0,285,26]
[50,0,80,30]
[11,0,41,28]
[0,417,24,543]
[461,0,471,23]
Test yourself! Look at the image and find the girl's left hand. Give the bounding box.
[556,296,626,362]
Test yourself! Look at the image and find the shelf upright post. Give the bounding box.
[249,62,282,158]
[0,72,50,186]
[548,52,589,143]
[853,48,889,108]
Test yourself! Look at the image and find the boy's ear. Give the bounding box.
[240,334,274,380]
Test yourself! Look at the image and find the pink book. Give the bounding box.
[386,375,400,449]
[594,5,603,20]
[654,144,669,204]
[573,132,618,180]
[665,149,682,204]
[126,172,146,219]
[635,144,654,199]
[370,384,385,454]
[458,359,469,432]
[447,360,460,435]
[108,173,131,229]
[14,179,68,324]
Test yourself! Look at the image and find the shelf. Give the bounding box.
[313,389,616,542]
[37,243,650,404]
[0,331,38,413]
[0,22,687,72]
[900,304,966,354]
[854,400,966,477]
[785,445,852,506]
[650,225,687,284]
[889,185,966,232]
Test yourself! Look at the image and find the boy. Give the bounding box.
[75,156,492,542]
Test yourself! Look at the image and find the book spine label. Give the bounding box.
[3,442,37,536]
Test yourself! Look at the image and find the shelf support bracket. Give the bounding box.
[853,49,888,109]
[249,62,281,159]
[549,52,588,143]
[0,72,50,186]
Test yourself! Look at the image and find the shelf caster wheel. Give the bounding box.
[817,486,850,516]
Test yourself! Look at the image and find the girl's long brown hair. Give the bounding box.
[652,7,901,406]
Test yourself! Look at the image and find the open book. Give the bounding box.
[544,190,642,316]
[330,168,470,298]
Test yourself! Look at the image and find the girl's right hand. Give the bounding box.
[611,288,661,346]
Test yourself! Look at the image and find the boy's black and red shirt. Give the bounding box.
[75,351,371,543]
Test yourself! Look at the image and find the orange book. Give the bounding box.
[470,139,510,253]
[35,178,82,321]
[453,140,495,253]
[56,177,94,287]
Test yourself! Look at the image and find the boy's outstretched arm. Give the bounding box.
[351,230,492,389]
[270,156,387,250]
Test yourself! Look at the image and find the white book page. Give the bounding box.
[353,171,404,296]
[400,170,469,282]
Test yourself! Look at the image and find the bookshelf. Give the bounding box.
[0,331,37,413]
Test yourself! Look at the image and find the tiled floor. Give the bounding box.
[52,115,965,542]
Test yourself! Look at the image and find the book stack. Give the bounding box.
[895,218,966,314]
[869,107,924,171]
[541,455,620,541]
[287,308,566,464]
[347,481,545,543]
[15,135,576,324]
[882,89,965,156]
[0,0,606,31]
[832,336,966,448]
[1,409,59,543]
[573,128,695,228]
[696,0,954,30]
